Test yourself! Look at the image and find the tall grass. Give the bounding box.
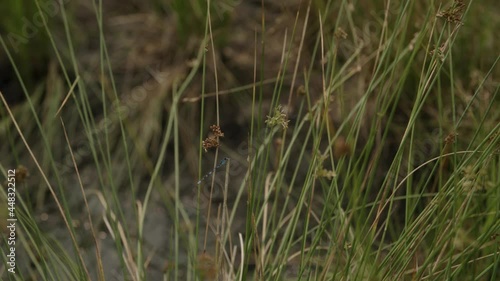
[1,0,499,280]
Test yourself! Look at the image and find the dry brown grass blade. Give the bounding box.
[55,76,80,117]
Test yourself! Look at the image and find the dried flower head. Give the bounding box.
[210,125,224,138]
[265,105,289,130]
[437,0,465,24]
[316,168,337,180]
[430,43,447,62]
[1,165,29,188]
[202,125,224,152]
[196,252,217,280]
[202,138,219,152]
[334,136,351,158]
[334,27,348,40]
[296,85,306,96]
[315,153,337,179]
[15,165,29,183]
[460,165,492,192]
[444,132,457,145]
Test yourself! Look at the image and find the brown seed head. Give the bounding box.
[334,136,351,158]
[196,252,217,281]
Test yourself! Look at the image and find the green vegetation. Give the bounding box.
[1,0,498,280]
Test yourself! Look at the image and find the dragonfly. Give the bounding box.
[197,157,229,185]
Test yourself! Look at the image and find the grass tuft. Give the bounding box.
[1,0,498,280]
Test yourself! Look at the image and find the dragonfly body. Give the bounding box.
[197,157,229,185]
